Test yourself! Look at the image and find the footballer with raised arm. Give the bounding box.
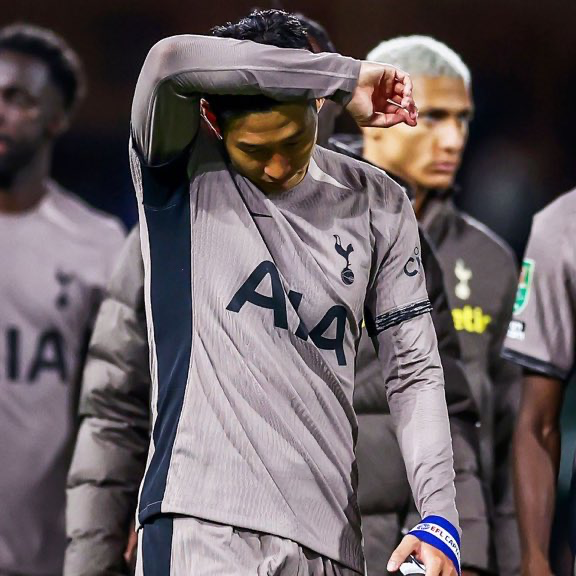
[129,10,459,576]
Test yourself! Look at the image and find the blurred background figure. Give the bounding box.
[0,24,124,576]
[358,36,521,575]
[502,188,576,576]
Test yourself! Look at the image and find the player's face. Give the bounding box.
[223,102,318,195]
[364,76,473,192]
[0,50,65,179]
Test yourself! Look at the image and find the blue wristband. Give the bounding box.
[408,515,461,576]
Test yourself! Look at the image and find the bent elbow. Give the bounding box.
[141,36,184,84]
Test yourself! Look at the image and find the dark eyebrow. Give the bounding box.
[421,107,474,119]
[236,141,264,150]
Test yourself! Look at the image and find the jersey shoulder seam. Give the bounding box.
[458,211,516,264]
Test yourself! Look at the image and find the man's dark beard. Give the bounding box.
[0,143,36,188]
[0,169,16,188]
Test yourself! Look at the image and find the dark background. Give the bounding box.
[4,1,576,571]
[3,0,576,256]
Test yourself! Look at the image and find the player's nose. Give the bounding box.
[438,119,466,153]
[264,154,292,181]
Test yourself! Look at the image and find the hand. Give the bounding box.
[124,527,138,568]
[388,534,457,576]
[346,61,418,128]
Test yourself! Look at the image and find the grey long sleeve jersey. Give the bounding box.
[67,34,458,574]
[65,226,487,574]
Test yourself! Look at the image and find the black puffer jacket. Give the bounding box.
[65,230,149,576]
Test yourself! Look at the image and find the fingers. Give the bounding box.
[419,543,457,576]
[388,538,457,576]
[393,81,405,95]
[351,62,417,129]
[366,108,416,128]
[385,96,417,123]
[402,72,413,98]
[393,68,417,119]
[423,555,443,576]
[385,68,417,125]
[124,528,138,569]
[405,101,419,124]
[387,535,420,572]
[393,67,413,96]
[383,68,396,102]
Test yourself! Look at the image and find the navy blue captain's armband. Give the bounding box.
[408,516,461,575]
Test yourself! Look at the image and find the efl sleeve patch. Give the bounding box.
[408,515,461,576]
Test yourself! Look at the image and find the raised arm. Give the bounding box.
[131,35,361,165]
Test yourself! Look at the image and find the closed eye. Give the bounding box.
[238,144,268,155]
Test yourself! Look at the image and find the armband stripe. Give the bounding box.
[367,299,432,335]
[408,515,461,576]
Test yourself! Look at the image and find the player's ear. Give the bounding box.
[45,110,70,139]
[201,99,223,139]
[316,98,325,113]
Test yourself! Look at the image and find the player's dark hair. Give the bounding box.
[209,9,313,128]
[211,9,309,50]
[293,13,336,53]
[0,23,86,112]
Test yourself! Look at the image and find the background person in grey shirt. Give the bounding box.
[502,189,576,576]
[0,24,125,576]
[127,9,459,576]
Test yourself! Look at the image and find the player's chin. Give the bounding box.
[422,173,456,191]
[260,172,305,193]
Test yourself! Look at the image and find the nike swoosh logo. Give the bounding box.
[249,212,272,218]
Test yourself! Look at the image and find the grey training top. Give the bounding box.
[130,35,458,572]
[0,184,124,575]
[503,188,576,380]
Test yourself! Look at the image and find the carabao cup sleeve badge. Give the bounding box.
[408,515,461,575]
[513,259,535,315]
